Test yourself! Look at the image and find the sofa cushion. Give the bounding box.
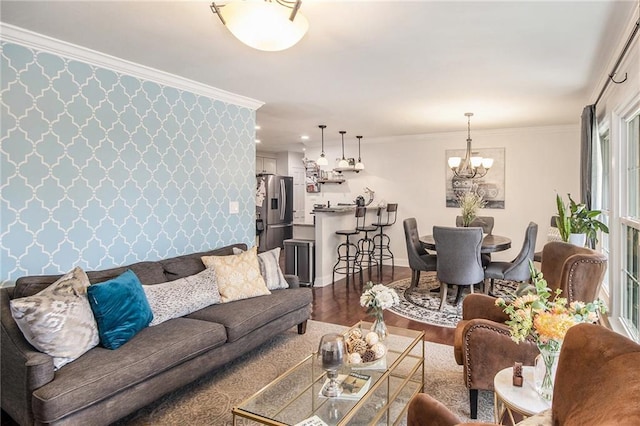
[9,267,99,370]
[13,262,167,299]
[186,288,312,342]
[31,317,227,424]
[88,270,153,350]
[201,247,271,303]
[143,267,221,326]
[159,244,247,282]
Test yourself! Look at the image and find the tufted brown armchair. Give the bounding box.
[408,323,640,425]
[453,241,607,418]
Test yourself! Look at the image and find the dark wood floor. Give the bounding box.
[310,265,455,346]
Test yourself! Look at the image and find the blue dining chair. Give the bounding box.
[433,226,484,310]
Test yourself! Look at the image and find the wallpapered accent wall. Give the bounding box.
[0,41,256,286]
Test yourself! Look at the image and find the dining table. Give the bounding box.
[420,234,512,253]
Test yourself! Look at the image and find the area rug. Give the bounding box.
[115,320,493,425]
[387,272,518,328]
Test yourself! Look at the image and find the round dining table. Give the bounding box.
[420,234,512,253]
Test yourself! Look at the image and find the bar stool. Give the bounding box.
[372,203,398,278]
[354,206,378,279]
[332,216,363,285]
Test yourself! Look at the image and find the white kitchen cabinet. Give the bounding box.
[256,156,277,174]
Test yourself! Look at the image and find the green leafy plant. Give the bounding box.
[458,191,486,227]
[555,193,609,245]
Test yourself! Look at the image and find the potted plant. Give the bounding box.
[555,193,608,247]
[458,191,486,227]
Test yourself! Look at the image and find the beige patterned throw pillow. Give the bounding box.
[232,246,289,290]
[202,246,271,303]
[10,267,99,369]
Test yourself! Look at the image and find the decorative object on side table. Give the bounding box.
[512,362,523,387]
[495,261,606,401]
[360,282,399,340]
[317,333,346,397]
[458,191,486,227]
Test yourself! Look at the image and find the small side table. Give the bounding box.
[494,366,551,425]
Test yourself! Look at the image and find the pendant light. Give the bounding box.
[338,131,349,168]
[316,125,328,166]
[355,135,365,171]
[447,113,493,179]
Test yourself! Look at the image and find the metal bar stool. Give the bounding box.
[332,216,363,285]
[372,203,398,278]
[355,206,378,279]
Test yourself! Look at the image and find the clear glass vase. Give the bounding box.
[371,310,388,341]
[534,342,562,401]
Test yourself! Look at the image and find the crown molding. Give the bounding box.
[0,23,264,110]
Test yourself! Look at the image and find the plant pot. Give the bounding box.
[568,233,586,247]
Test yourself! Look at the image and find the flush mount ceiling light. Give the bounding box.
[210,0,309,52]
[338,131,349,168]
[447,113,493,179]
[316,125,328,166]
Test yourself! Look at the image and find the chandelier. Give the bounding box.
[447,113,493,179]
[210,0,309,52]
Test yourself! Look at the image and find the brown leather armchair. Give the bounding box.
[453,241,607,418]
[408,323,640,426]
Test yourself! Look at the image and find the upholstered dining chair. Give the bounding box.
[453,241,607,419]
[455,216,494,234]
[408,323,640,426]
[403,218,437,290]
[433,226,484,311]
[455,216,494,267]
[484,221,538,294]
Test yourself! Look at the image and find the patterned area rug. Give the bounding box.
[387,272,518,328]
[115,320,493,425]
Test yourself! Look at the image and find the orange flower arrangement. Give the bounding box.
[495,261,606,352]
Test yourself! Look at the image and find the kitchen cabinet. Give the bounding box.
[256,156,277,174]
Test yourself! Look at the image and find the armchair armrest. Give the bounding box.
[1,288,55,425]
[408,393,494,426]
[462,294,509,323]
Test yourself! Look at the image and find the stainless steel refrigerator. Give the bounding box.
[256,175,293,252]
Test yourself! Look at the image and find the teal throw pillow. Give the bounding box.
[87,270,153,350]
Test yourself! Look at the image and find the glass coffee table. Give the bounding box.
[232,321,425,425]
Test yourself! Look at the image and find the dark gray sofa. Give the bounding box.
[1,243,313,425]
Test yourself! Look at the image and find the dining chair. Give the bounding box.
[455,216,493,267]
[403,218,437,290]
[432,226,484,310]
[484,221,538,294]
[455,216,494,234]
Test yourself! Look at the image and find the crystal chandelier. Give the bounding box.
[447,113,493,179]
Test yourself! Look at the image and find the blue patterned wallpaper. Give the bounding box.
[0,41,256,286]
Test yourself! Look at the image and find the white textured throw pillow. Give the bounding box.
[10,267,99,370]
[232,247,289,290]
[143,267,221,326]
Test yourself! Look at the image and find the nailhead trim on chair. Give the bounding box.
[566,258,606,302]
[462,323,535,389]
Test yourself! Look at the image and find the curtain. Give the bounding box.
[580,104,597,209]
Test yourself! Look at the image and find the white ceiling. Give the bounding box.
[1,1,637,152]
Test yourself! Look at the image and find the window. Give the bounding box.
[594,129,611,293]
[622,112,640,341]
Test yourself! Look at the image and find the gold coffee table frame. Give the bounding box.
[232,321,425,425]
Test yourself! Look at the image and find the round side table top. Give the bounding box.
[494,366,551,417]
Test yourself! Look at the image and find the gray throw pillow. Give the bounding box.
[143,267,221,326]
[232,246,289,290]
[10,267,99,369]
